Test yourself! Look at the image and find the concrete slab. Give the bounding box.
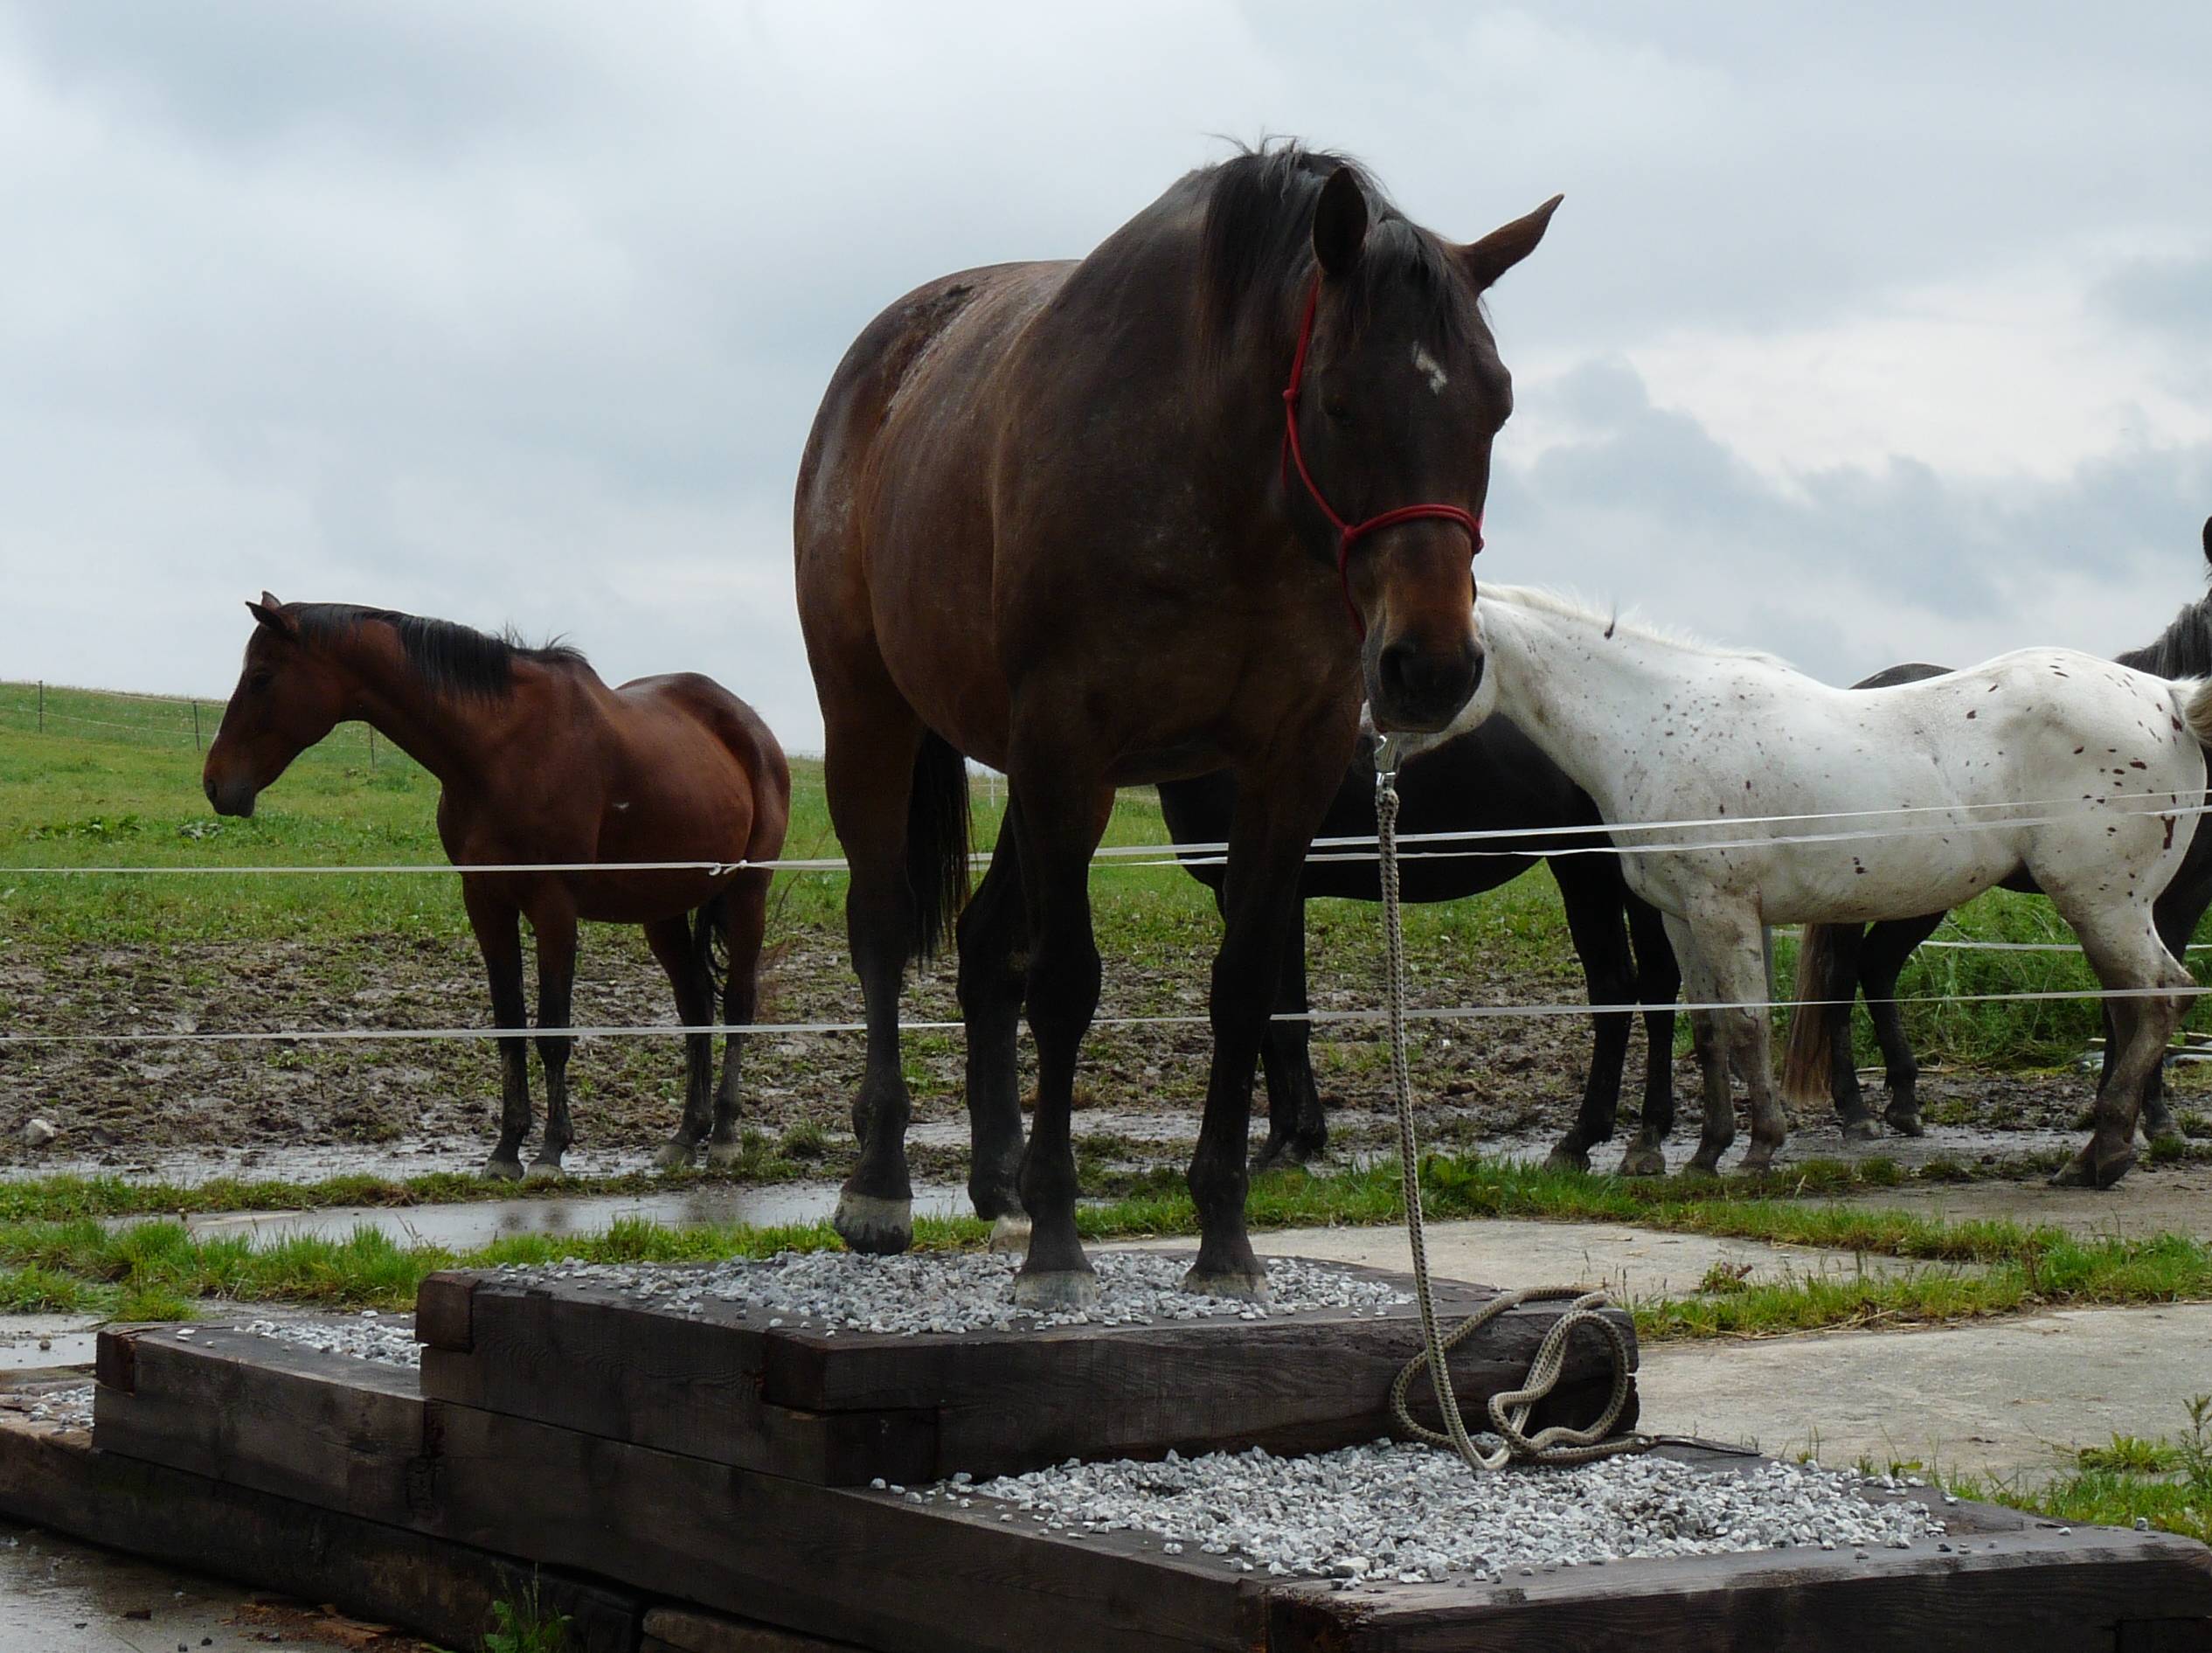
[1636,1303,2212,1485]
[1118,1216,1968,1303]
[1835,1164,2212,1245]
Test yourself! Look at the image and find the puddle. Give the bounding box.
[165,1181,972,1251]
[0,1316,100,1373]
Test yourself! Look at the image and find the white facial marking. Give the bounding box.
[1411,344,1448,394]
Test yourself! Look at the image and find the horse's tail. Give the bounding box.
[690,886,731,1004]
[906,731,972,964]
[1779,924,1853,1108]
[2179,678,2212,748]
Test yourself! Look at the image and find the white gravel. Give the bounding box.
[13,1382,93,1430]
[491,1251,1411,1335]
[924,1442,1945,1583]
[239,1311,420,1368]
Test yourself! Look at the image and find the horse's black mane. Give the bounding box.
[2117,587,2212,680]
[290,603,588,700]
[1195,142,1469,360]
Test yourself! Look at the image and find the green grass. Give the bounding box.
[1945,1396,2212,1545]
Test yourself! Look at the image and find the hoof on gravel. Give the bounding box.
[833,1192,914,1255]
[2049,1145,2136,1190]
[1840,1117,1880,1143]
[1543,1146,1593,1175]
[651,1142,693,1171]
[1010,1268,1099,1311]
[524,1161,566,1183]
[483,1156,524,1182]
[1616,1146,1667,1177]
[1181,1268,1271,1303]
[704,1139,747,1168]
[986,1214,1032,1254]
[1883,1109,1927,1138]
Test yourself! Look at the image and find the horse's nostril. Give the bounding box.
[1381,640,1477,718]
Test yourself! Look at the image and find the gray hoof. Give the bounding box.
[483,1156,524,1182]
[704,1140,747,1168]
[1684,1153,1726,1177]
[1736,1148,1779,1177]
[1543,1145,1593,1175]
[1617,1145,1666,1177]
[2050,1143,2134,1190]
[1883,1109,1927,1138]
[834,1192,914,1255]
[1181,1267,1271,1303]
[1011,1268,1099,1311]
[986,1214,1032,1254]
[524,1161,566,1183]
[651,1141,694,1171]
[1840,1117,1880,1143]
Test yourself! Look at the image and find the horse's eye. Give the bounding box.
[1321,393,1353,423]
[247,671,274,694]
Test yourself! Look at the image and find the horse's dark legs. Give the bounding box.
[825,715,927,1256]
[1007,769,1111,1309]
[1617,893,1680,1177]
[1186,762,1337,1300]
[645,914,716,1170]
[956,808,1031,1247]
[1251,896,1328,1173]
[2123,880,2207,1143]
[1814,924,1877,1137]
[707,869,773,1168]
[466,887,533,1180]
[1858,913,1943,1136]
[527,902,579,1178]
[1543,858,1638,1173]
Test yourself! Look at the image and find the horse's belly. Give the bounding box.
[1758,840,2016,925]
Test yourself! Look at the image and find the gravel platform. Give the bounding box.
[922,1443,1949,1583]
[491,1251,1412,1335]
[239,1311,420,1368]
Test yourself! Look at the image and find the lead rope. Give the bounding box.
[1372,736,1651,1469]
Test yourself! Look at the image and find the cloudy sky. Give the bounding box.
[2,2,2208,751]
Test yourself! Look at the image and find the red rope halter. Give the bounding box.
[1280,277,1482,636]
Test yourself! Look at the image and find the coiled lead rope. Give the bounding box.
[1373,734,1650,1469]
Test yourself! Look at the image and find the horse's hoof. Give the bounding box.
[524,1161,565,1183]
[1543,1145,1592,1175]
[1883,1109,1927,1138]
[1684,1154,1724,1177]
[1736,1149,1779,1177]
[833,1192,913,1255]
[1617,1146,1667,1177]
[704,1140,746,1168]
[483,1156,524,1182]
[2143,1118,2184,1147]
[1840,1118,1880,1143]
[1181,1267,1271,1303]
[987,1214,1032,1254]
[1010,1268,1099,1311]
[2049,1145,2136,1190]
[1252,1136,1323,1174]
[651,1142,693,1171]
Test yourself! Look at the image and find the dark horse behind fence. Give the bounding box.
[203,596,791,1177]
[796,142,1559,1307]
[1149,726,1679,1175]
[1781,514,2212,1144]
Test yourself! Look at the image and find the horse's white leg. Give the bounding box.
[2049,908,2191,1190]
[1685,909,1771,1176]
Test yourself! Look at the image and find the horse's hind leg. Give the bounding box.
[707,868,773,1169]
[465,886,532,1180]
[2051,913,2191,1190]
[1619,893,1679,1177]
[645,914,715,1170]
[2133,885,2207,1143]
[1860,913,1943,1136]
[956,809,1030,1248]
[1545,858,1636,1174]
[527,899,580,1179]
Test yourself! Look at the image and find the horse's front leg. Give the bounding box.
[1252,899,1329,1171]
[1186,755,1341,1300]
[644,913,715,1170]
[1619,893,1679,1177]
[528,897,580,1179]
[1007,763,1114,1310]
[1698,912,1785,1175]
[464,884,532,1180]
[956,805,1031,1250]
[1545,856,1637,1173]
[1861,913,1944,1136]
[707,868,773,1168]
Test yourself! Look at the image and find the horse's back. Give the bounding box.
[611,673,791,856]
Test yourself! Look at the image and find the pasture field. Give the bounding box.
[3,680,2210,1182]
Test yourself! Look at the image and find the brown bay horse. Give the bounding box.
[796,144,1559,1306]
[203,597,790,1177]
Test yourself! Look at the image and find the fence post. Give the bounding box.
[191,701,201,753]
[368,727,377,769]
[36,681,43,733]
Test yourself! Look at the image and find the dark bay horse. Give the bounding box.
[1152,726,1679,1174]
[1781,516,2212,1144]
[796,143,1560,1306]
[203,596,790,1177]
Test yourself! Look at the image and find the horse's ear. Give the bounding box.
[246,596,290,636]
[1459,194,1564,291]
[1312,166,1369,279]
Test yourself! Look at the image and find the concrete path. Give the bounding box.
[1836,1163,2212,1244]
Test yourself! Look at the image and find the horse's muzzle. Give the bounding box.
[205,773,258,817]
[1370,636,1482,733]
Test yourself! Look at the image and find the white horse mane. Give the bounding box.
[1480,584,1795,670]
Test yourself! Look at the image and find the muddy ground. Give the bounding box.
[2,927,2179,1184]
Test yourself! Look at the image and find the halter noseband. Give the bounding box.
[1280,276,1482,636]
